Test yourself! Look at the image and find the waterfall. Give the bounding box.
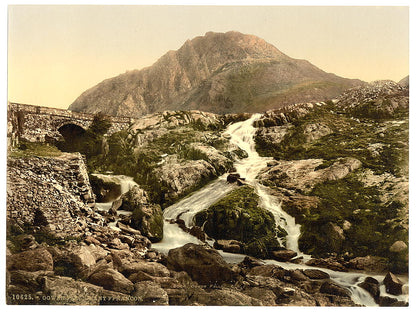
[94,174,138,230]
[150,114,408,306]
[153,114,304,254]
[224,114,304,255]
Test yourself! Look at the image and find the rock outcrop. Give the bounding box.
[195,185,281,258]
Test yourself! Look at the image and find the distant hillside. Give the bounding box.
[69,31,363,117]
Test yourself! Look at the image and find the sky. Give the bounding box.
[7,4,410,109]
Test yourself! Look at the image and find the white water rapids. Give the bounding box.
[152,114,305,257]
[101,115,408,306]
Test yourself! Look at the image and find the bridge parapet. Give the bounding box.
[7,102,133,147]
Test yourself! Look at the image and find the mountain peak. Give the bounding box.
[69,31,362,117]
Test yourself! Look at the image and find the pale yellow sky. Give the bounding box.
[8,5,409,109]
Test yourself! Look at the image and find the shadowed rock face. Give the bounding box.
[69,31,362,117]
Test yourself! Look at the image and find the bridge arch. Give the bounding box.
[56,123,88,152]
[58,123,87,141]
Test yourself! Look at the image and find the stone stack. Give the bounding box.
[7,153,96,238]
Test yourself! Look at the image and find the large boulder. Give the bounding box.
[119,260,171,279]
[303,122,332,142]
[195,185,280,258]
[89,174,131,202]
[322,222,345,252]
[7,247,53,272]
[270,249,297,262]
[358,277,380,300]
[258,157,361,193]
[346,255,389,272]
[319,281,351,297]
[121,186,163,242]
[383,272,403,296]
[214,239,243,253]
[302,269,330,280]
[88,268,134,294]
[389,240,407,253]
[41,276,104,305]
[119,185,149,212]
[166,243,239,285]
[132,281,169,305]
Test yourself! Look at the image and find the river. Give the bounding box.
[105,114,408,306]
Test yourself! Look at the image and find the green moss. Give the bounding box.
[195,185,281,258]
[9,141,63,158]
[297,173,408,271]
[255,104,408,176]
[131,204,164,242]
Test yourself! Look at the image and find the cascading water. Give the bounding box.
[150,114,408,306]
[94,174,139,229]
[225,114,304,254]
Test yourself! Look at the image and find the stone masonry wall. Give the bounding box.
[7,153,97,238]
[7,102,133,146]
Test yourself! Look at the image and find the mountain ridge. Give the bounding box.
[69,31,363,117]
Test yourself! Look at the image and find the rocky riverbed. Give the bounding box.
[6,81,409,306]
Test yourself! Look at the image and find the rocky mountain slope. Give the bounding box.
[69,31,362,117]
[254,80,409,272]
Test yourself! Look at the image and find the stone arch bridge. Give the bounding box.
[7,102,133,147]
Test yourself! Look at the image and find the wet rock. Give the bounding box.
[239,256,265,269]
[227,173,241,183]
[89,174,124,202]
[305,257,347,272]
[247,265,286,280]
[109,198,122,215]
[121,186,163,242]
[270,249,297,262]
[195,185,279,258]
[189,226,207,242]
[119,185,149,212]
[88,268,134,294]
[8,247,54,272]
[378,296,408,307]
[319,281,351,297]
[133,281,169,305]
[383,272,403,295]
[166,243,238,285]
[358,277,380,300]
[214,239,242,253]
[302,269,330,280]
